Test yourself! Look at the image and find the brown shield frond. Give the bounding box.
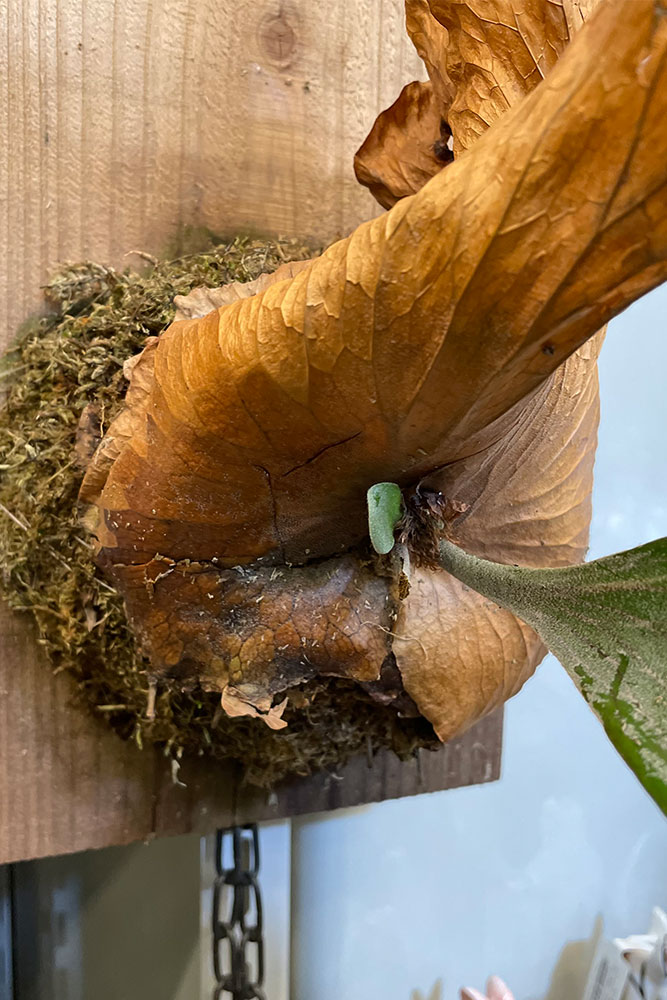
[355,0,575,207]
[81,0,667,742]
[426,0,570,151]
[354,80,447,210]
[394,334,602,739]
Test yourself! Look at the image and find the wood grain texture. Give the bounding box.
[0,603,156,862]
[0,602,502,864]
[1,0,500,863]
[0,0,424,351]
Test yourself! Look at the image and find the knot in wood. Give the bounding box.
[258,9,297,66]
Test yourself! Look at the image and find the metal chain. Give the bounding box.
[211,824,266,1000]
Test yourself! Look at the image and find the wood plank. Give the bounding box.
[0,603,502,863]
[151,713,503,837]
[0,0,424,352]
[0,603,163,862]
[0,0,504,865]
[234,713,502,823]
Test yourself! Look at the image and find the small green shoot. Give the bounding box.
[367,482,404,555]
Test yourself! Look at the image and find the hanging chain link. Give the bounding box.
[211,824,266,1000]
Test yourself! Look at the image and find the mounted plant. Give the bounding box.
[2,0,666,800]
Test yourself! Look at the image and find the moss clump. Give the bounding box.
[0,236,437,786]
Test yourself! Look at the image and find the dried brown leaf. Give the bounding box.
[406,0,453,108]
[356,0,576,206]
[80,337,158,510]
[84,0,667,557]
[221,688,289,730]
[426,0,570,152]
[74,403,102,470]
[562,0,602,34]
[81,0,667,740]
[100,553,398,720]
[393,336,602,739]
[354,81,446,210]
[354,0,455,205]
[173,259,313,322]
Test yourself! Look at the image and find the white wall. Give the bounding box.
[290,287,667,1000]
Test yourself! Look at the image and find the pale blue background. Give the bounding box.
[291,286,667,1000]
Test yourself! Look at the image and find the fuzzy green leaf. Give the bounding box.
[438,537,667,814]
[367,482,403,555]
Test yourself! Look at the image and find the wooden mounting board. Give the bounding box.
[0,0,424,350]
[0,0,504,864]
[0,603,502,864]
